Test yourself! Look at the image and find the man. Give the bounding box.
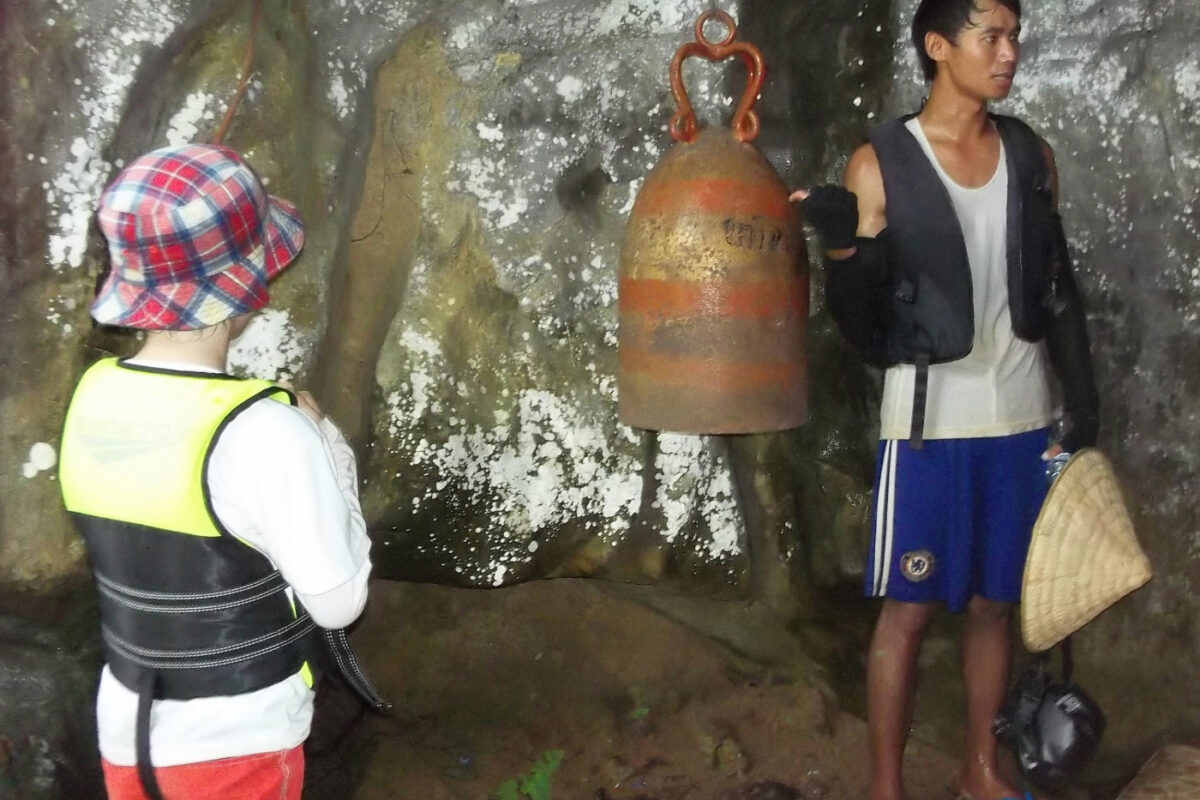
[59,143,373,800]
[792,1,1098,799]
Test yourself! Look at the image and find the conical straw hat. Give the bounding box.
[1021,448,1152,652]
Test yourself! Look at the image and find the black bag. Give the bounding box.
[993,638,1105,792]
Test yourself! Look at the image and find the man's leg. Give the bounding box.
[958,595,1021,800]
[868,598,937,800]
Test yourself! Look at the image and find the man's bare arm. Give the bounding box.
[844,143,887,243]
[787,143,877,256]
[788,143,895,366]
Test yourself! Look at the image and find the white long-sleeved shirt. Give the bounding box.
[96,360,371,767]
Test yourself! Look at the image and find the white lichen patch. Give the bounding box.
[43,292,80,338]
[476,121,505,143]
[383,321,744,576]
[655,434,744,557]
[394,373,643,537]
[227,309,311,380]
[555,74,584,103]
[325,57,362,120]
[22,442,58,479]
[1175,61,1200,104]
[446,155,530,229]
[594,0,699,36]
[619,176,644,215]
[447,16,490,51]
[45,4,184,269]
[164,90,218,146]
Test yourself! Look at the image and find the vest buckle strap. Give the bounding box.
[319,627,393,714]
[909,354,931,450]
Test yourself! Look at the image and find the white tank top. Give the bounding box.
[877,118,1055,440]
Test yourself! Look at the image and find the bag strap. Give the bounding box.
[1011,665,1048,733]
[1060,636,1074,683]
[1027,637,1073,679]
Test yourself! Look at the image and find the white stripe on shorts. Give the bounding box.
[873,440,898,596]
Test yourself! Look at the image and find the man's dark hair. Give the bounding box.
[911,0,1022,81]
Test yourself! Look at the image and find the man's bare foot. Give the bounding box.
[956,779,1029,799]
[958,759,1026,800]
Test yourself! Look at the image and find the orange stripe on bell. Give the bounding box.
[618,346,801,389]
[619,275,805,320]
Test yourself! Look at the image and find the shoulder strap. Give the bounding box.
[993,113,1049,195]
[867,116,925,186]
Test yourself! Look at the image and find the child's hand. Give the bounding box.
[278,380,324,423]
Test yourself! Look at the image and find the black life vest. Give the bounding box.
[868,113,1060,444]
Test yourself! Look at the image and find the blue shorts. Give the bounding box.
[864,428,1050,613]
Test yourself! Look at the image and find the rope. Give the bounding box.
[212,0,264,146]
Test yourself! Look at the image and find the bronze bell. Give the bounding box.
[618,10,809,434]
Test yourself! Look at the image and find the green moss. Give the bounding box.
[493,749,563,800]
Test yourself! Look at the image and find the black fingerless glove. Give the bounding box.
[800,185,860,251]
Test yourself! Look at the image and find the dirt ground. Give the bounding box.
[302,578,1058,800]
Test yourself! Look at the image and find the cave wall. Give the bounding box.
[2,0,800,597]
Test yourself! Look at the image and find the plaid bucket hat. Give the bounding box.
[92,143,305,331]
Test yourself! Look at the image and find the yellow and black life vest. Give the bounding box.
[61,358,389,800]
[59,358,316,700]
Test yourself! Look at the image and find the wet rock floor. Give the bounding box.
[0,577,1136,799]
[305,579,1117,800]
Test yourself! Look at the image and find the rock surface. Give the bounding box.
[304,579,963,800]
[0,591,101,800]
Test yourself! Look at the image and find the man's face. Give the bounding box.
[937,0,1022,100]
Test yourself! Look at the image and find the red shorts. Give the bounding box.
[101,746,304,800]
